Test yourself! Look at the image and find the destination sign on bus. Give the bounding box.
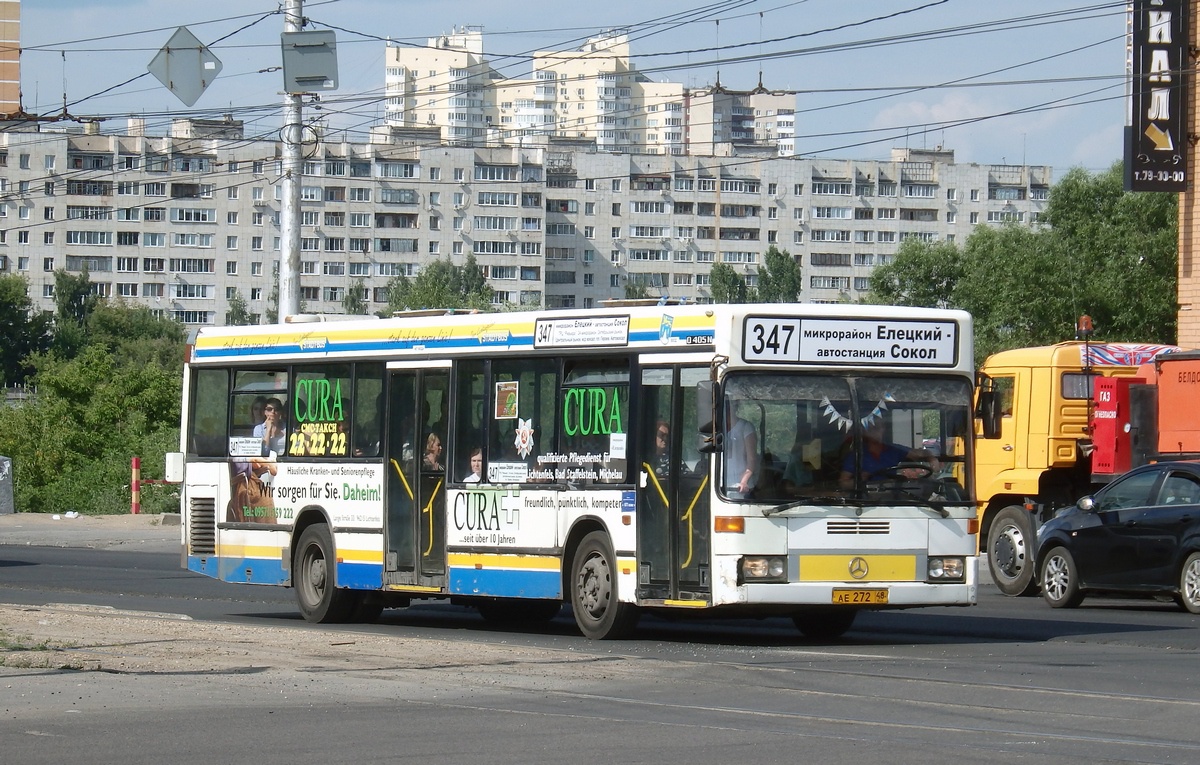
[742,316,958,366]
[534,316,630,348]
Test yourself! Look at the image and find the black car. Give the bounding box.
[1036,461,1200,612]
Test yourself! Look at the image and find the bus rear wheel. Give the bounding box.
[988,505,1038,596]
[571,531,639,640]
[792,607,857,640]
[294,524,357,623]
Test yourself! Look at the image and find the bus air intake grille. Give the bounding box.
[826,520,891,535]
[188,496,216,554]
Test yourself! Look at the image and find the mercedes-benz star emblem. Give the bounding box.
[848,557,869,579]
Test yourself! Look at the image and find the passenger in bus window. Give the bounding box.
[723,400,758,498]
[653,420,671,477]
[254,397,287,456]
[422,432,444,471]
[463,447,484,483]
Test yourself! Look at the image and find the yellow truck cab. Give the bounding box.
[975,341,1177,594]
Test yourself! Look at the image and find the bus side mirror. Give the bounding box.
[975,376,1001,439]
[696,380,721,454]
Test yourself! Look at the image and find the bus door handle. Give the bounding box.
[1002,444,1014,451]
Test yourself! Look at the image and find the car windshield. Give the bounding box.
[723,373,973,506]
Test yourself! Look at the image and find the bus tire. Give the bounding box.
[987,505,1038,596]
[570,531,639,640]
[294,524,356,623]
[792,607,857,640]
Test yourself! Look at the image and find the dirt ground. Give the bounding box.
[0,602,611,679]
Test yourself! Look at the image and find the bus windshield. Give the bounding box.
[723,374,973,506]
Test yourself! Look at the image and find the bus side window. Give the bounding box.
[190,368,230,457]
[353,363,385,457]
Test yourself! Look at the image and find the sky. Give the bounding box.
[20,1,1134,174]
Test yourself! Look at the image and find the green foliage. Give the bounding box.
[342,280,369,315]
[867,162,1177,359]
[869,239,963,308]
[623,279,652,300]
[225,290,256,326]
[710,262,750,303]
[755,246,802,303]
[380,254,494,313]
[0,274,53,386]
[0,301,185,515]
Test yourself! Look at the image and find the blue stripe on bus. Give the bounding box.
[448,566,562,599]
[191,328,712,361]
[188,555,383,590]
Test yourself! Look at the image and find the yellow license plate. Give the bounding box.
[832,588,889,605]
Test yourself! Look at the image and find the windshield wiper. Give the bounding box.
[762,496,852,515]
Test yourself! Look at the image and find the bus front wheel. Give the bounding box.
[570,531,639,640]
[294,524,357,623]
[987,505,1038,596]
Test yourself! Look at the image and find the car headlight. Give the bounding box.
[928,556,965,580]
[741,556,788,583]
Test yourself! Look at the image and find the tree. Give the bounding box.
[342,280,369,315]
[0,274,53,385]
[869,239,963,308]
[225,289,255,326]
[755,246,802,303]
[51,268,99,358]
[381,254,494,313]
[710,262,749,304]
[623,279,652,300]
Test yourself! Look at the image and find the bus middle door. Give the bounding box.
[637,365,711,605]
[384,364,449,590]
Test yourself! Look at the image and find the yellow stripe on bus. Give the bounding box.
[447,552,561,570]
[212,543,382,565]
[798,555,917,582]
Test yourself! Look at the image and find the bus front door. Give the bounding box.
[384,368,449,590]
[637,365,712,605]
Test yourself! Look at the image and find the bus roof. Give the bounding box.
[190,303,971,366]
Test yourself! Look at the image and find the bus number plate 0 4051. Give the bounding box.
[831,589,888,605]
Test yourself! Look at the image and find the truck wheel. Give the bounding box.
[988,505,1038,596]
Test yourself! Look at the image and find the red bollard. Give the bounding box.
[131,456,141,514]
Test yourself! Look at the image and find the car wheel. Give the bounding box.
[1177,553,1200,614]
[1040,546,1084,608]
[988,505,1038,596]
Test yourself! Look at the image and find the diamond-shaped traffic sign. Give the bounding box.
[147,27,223,107]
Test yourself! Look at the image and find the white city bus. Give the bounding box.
[172,302,978,639]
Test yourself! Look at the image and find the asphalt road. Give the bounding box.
[4,522,1200,765]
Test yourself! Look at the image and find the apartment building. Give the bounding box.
[383,27,795,157]
[0,118,1050,325]
[0,0,19,116]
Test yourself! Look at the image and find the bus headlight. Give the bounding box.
[740,556,788,583]
[927,557,965,580]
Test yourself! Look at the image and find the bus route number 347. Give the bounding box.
[744,318,802,362]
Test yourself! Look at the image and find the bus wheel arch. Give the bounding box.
[291,509,357,624]
[565,523,639,640]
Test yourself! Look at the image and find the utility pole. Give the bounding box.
[278,0,304,321]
